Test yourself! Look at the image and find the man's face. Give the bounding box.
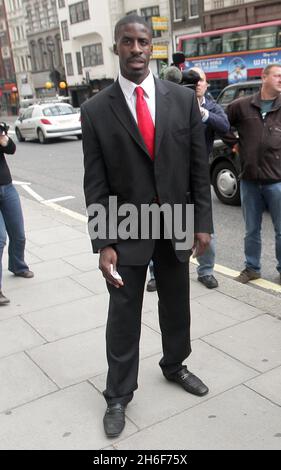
[114,23,153,84]
[262,66,281,95]
[190,68,208,99]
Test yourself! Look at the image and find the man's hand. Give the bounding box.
[192,233,211,257]
[0,135,9,147]
[232,143,239,155]
[99,246,124,288]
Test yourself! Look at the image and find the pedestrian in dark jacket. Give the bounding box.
[0,123,34,305]
[224,64,281,285]
[188,67,230,289]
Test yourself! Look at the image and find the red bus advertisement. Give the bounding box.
[178,20,281,97]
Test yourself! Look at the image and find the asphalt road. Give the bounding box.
[7,135,280,285]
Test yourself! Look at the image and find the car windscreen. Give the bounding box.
[43,105,75,116]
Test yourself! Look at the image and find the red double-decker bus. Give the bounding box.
[178,20,281,97]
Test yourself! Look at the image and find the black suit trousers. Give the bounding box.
[104,238,192,406]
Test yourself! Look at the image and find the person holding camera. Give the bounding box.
[186,67,230,289]
[0,122,34,305]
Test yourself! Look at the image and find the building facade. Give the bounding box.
[22,0,65,97]
[169,0,203,51]
[57,0,172,106]
[4,0,35,104]
[0,0,18,114]
[203,0,281,31]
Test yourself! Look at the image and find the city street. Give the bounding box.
[7,134,281,287]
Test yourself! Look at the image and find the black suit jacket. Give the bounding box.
[82,77,213,265]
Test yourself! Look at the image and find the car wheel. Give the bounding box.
[77,134,82,140]
[212,160,241,206]
[37,128,46,144]
[15,127,25,142]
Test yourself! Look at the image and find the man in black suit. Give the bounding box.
[82,15,213,438]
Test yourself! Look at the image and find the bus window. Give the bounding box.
[249,26,277,50]
[223,31,247,53]
[208,36,222,54]
[181,38,198,57]
[277,27,281,47]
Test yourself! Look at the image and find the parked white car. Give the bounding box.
[14,102,82,144]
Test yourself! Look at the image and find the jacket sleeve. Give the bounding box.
[189,93,213,234]
[0,136,16,154]
[206,102,230,135]
[221,101,240,147]
[81,104,118,253]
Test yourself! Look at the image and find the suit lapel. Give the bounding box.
[109,80,151,159]
[154,78,169,157]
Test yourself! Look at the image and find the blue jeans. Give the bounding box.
[240,180,281,273]
[0,183,29,289]
[197,233,216,277]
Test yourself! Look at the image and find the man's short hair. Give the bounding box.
[114,14,152,41]
[262,63,281,75]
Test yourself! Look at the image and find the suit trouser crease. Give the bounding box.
[104,239,191,405]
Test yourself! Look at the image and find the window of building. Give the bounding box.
[65,53,74,75]
[42,1,50,29]
[69,0,90,24]
[174,0,183,20]
[82,43,103,67]
[189,0,199,18]
[61,20,69,41]
[26,8,33,33]
[141,6,161,38]
[58,0,65,7]
[76,51,83,74]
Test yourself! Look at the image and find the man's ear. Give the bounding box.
[113,44,118,56]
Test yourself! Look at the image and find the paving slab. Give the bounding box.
[0,352,57,413]
[142,299,239,339]
[0,317,45,358]
[71,270,108,295]
[27,225,84,246]
[24,214,61,232]
[196,291,264,322]
[0,382,138,450]
[115,386,281,450]
[203,314,281,372]
[0,278,91,320]
[2,259,80,291]
[90,340,257,429]
[23,294,108,341]
[28,324,162,388]
[245,366,281,406]
[28,237,91,261]
[63,252,99,272]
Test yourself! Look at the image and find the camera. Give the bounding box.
[181,70,201,91]
[0,122,9,136]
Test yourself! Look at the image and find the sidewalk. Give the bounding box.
[0,195,281,450]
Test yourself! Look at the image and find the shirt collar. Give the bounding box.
[118,70,155,100]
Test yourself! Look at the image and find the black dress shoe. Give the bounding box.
[165,366,209,396]
[103,403,126,438]
[198,275,218,289]
[146,278,157,292]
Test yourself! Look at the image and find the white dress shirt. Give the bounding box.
[118,70,156,125]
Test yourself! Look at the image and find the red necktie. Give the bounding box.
[135,86,155,160]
